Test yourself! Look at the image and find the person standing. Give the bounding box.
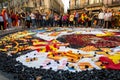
[87,11,92,27]
[74,10,79,27]
[58,14,63,27]
[0,10,4,30]
[39,13,43,27]
[42,12,47,27]
[69,13,74,27]
[66,13,69,27]
[20,12,26,27]
[25,12,31,28]
[54,13,58,27]
[15,12,19,27]
[81,10,88,27]
[49,11,54,27]
[30,12,36,28]
[35,10,40,27]
[98,9,104,28]
[7,12,12,28]
[1,7,8,30]
[45,12,50,27]
[62,14,67,27]
[104,9,112,28]
[11,11,16,27]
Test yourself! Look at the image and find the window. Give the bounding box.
[41,0,44,6]
[112,0,120,4]
[94,0,99,3]
[89,0,103,4]
[89,0,94,4]
[100,0,103,3]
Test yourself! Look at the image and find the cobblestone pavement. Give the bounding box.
[0,70,14,80]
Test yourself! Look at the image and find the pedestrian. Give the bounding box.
[54,13,58,27]
[49,11,54,27]
[39,13,43,27]
[87,11,92,27]
[42,12,47,27]
[0,10,4,30]
[98,9,104,28]
[20,12,26,28]
[93,14,98,28]
[30,12,36,28]
[46,12,50,27]
[81,10,88,27]
[62,14,67,27]
[69,13,74,27]
[35,10,40,27]
[7,13,12,28]
[15,12,19,27]
[25,12,31,28]
[11,10,16,27]
[58,14,63,27]
[104,9,112,29]
[74,10,79,27]
[1,7,8,30]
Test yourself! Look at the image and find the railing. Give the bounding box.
[105,0,120,7]
[112,0,120,4]
[85,3,103,8]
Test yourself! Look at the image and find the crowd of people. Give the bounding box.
[0,8,120,31]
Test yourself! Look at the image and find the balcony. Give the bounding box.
[112,0,120,4]
[111,0,120,6]
[106,0,120,7]
[85,3,103,8]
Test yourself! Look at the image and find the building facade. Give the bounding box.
[69,0,120,13]
[86,0,120,11]
[0,0,28,12]
[69,0,75,9]
[69,0,80,9]
[80,0,87,8]
[85,0,103,12]
[27,0,64,14]
[1,0,64,14]
[69,0,81,13]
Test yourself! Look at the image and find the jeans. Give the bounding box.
[31,19,36,27]
[98,19,104,27]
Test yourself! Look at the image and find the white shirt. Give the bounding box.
[5,13,8,20]
[98,12,104,19]
[104,12,112,21]
[30,13,36,19]
[0,15,4,22]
